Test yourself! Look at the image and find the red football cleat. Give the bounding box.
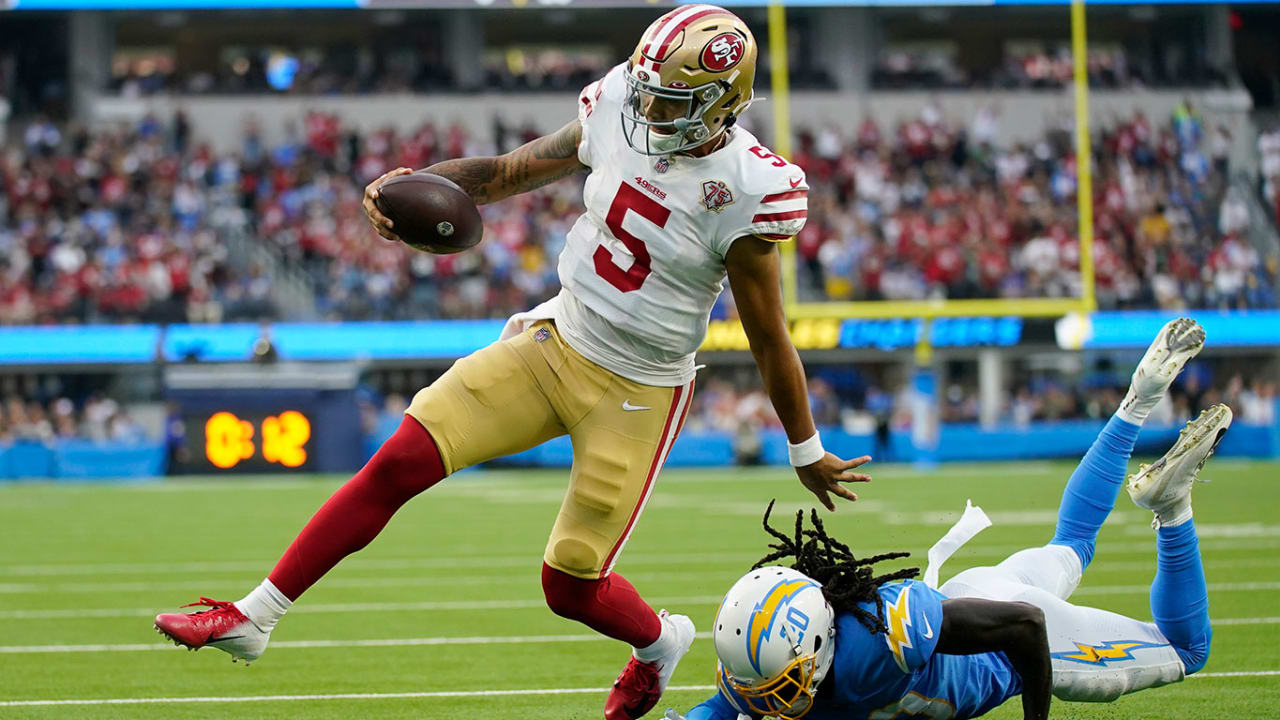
[604,612,696,720]
[606,657,662,720]
[154,597,269,664]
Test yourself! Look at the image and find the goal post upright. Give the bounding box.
[768,0,1097,323]
[767,2,798,308]
[1072,0,1098,315]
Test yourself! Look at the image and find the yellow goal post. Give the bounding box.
[766,0,1097,321]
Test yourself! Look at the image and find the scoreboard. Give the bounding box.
[197,409,313,471]
[166,364,363,474]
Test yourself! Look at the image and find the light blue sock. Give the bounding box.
[1151,520,1212,674]
[1049,415,1140,569]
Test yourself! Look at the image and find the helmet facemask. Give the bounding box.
[731,652,822,718]
[621,69,730,156]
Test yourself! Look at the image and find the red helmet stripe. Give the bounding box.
[641,6,698,60]
[642,4,728,64]
[653,7,732,62]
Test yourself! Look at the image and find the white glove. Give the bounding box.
[663,711,687,720]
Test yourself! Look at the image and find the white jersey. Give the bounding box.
[517,63,808,386]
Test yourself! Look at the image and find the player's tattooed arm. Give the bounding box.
[937,598,1051,720]
[725,236,873,511]
[423,119,586,205]
[362,120,584,238]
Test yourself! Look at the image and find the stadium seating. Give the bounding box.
[3,107,1275,326]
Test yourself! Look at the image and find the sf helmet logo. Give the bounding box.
[701,32,745,72]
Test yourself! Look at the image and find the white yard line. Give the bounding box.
[0,631,715,654]
[2,616,1277,653]
[2,672,1277,707]
[0,568,768,595]
[0,595,725,621]
[0,685,719,707]
[0,551,759,577]
[4,580,1279,620]
[2,537,1276,580]
[1072,581,1280,596]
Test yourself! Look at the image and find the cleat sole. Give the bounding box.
[1127,404,1232,524]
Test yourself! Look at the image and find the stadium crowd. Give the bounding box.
[0,393,148,444]
[871,47,1193,91]
[110,47,608,97]
[1,103,1276,325]
[685,367,1278,438]
[789,102,1276,310]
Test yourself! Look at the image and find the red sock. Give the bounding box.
[541,563,661,648]
[268,416,446,601]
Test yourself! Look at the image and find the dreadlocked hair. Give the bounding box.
[752,499,920,636]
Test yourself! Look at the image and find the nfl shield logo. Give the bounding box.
[654,157,670,174]
[701,180,735,213]
[533,327,551,343]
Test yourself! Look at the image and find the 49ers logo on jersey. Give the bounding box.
[700,32,745,72]
[701,179,735,213]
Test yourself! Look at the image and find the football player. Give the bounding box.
[154,6,872,719]
[675,318,1225,720]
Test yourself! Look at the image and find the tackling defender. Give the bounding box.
[676,318,1226,720]
[154,6,872,719]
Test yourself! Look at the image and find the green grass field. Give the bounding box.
[1,459,1278,719]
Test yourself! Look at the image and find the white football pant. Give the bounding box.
[941,544,1185,702]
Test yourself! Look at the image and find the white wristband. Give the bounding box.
[788,432,825,467]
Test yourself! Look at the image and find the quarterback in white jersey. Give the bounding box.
[149,7,871,720]
[556,61,810,386]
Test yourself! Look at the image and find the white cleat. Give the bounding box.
[1120,318,1205,421]
[653,611,697,694]
[1127,404,1232,528]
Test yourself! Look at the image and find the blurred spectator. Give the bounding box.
[1260,125,1280,228]
[0,393,152,444]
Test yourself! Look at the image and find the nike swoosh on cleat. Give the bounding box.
[622,400,651,412]
[207,634,245,645]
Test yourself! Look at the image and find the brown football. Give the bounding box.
[374,173,483,254]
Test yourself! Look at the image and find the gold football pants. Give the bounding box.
[407,321,692,579]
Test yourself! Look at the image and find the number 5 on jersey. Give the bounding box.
[595,182,671,293]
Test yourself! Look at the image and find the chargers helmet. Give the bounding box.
[712,566,836,719]
[623,4,758,156]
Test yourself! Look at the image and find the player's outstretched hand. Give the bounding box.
[795,453,872,511]
[363,167,413,241]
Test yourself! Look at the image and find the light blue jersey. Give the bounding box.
[689,580,1022,720]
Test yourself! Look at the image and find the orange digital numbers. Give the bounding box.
[205,411,255,469]
[204,410,311,469]
[262,410,311,468]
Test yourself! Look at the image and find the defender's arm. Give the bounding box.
[936,598,1051,720]
[363,119,586,240]
[724,235,872,511]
